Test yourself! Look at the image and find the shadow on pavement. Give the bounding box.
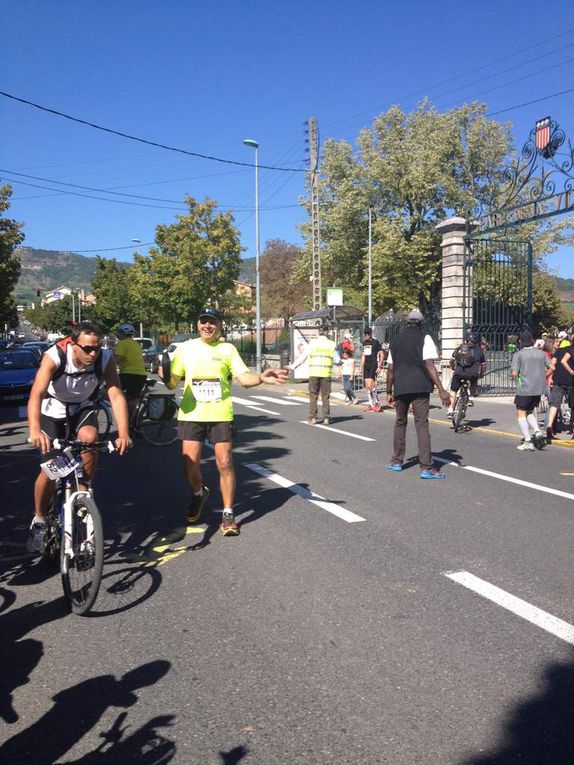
[0,660,173,765]
[220,744,248,763]
[461,650,574,764]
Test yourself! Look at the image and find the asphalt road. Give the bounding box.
[1,382,574,764]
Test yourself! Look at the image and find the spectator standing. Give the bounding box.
[341,348,358,405]
[511,330,548,451]
[545,334,574,441]
[360,327,383,412]
[306,327,339,425]
[385,309,450,479]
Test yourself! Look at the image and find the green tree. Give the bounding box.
[129,197,243,330]
[0,185,25,328]
[260,239,310,321]
[91,256,134,331]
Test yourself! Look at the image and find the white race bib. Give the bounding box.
[364,346,372,356]
[191,377,222,402]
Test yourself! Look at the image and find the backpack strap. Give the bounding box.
[50,336,105,392]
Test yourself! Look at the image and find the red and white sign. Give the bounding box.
[535,116,551,152]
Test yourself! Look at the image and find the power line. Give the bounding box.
[0,89,305,173]
[486,86,574,116]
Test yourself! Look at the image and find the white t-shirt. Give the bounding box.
[41,344,113,419]
[387,335,438,365]
[341,358,355,376]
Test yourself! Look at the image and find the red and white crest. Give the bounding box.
[535,116,551,152]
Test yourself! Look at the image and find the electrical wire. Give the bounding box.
[486,86,574,117]
[0,89,305,173]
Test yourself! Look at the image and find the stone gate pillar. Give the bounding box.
[435,216,476,384]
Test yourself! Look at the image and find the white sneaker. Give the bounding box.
[447,409,454,419]
[468,397,475,407]
[26,520,46,554]
[517,440,535,452]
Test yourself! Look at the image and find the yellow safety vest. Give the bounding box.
[308,336,336,378]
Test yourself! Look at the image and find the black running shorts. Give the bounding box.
[514,395,541,411]
[41,407,99,441]
[177,421,233,443]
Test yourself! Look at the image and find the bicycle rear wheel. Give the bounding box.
[137,401,179,446]
[61,494,104,615]
[453,392,467,432]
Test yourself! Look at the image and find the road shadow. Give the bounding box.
[460,650,574,764]
[0,660,172,765]
[220,745,248,763]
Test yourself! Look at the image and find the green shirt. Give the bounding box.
[171,338,249,422]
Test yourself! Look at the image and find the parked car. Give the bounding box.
[134,337,154,351]
[0,349,40,403]
[142,344,167,374]
[22,341,50,357]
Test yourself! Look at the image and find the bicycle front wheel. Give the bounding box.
[453,393,467,432]
[137,403,179,446]
[61,495,104,615]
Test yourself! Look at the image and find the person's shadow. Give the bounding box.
[0,659,171,765]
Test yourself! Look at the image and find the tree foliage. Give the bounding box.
[260,239,310,321]
[91,257,134,331]
[25,295,95,334]
[129,197,242,330]
[0,185,25,328]
[298,101,574,320]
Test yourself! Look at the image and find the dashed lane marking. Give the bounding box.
[299,421,375,442]
[250,395,302,406]
[445,570,574,646]
[245,462,366,523]
[434,456,574,502]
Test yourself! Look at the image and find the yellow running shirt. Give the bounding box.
[115,337,146,376]
[171,338,249,422]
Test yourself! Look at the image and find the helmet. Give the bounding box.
[117,323,135,337]
[467,333,479,344]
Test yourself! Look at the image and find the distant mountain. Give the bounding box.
[13,247,256,305]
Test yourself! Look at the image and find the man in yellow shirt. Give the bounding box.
[114,323,147,400]
[160,308,287,536]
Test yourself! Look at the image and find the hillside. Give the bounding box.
[13,247,256,305]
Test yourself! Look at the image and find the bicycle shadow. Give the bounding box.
[0,660,172,765]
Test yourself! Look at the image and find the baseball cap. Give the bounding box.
[558,330,568,338]
[198,307,223,324]
[534,339,545,349]
[407,309,424,322]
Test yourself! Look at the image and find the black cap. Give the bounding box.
[198,307,223,324]
[364,326,372,335]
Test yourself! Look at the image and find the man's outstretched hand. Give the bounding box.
[260,368,289,385]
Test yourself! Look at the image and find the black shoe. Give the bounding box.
[187,486,210,524]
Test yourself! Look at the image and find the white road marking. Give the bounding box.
[445,570,574,645]
[231,396,280,415]
[245,462,366,523]
[250,395,302,406]
[434,457,574,502]
[300,421,375,441]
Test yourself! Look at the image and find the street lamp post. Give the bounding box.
[243,139,262,375]
[132,239,143,337]
[368,206,373,325]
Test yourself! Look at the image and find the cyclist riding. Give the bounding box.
[27,321,132,554]
[447,333,486,418]
[113,323,147,419]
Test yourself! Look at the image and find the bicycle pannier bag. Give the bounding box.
[147,394,177,421]
[455,343,475,369]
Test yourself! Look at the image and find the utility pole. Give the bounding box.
[308,117,322,311]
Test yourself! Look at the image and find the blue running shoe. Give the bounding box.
[420,467,446,479]
[385,463,402,471]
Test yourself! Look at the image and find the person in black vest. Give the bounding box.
[385,309,451,479]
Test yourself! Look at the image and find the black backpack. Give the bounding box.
[455,343,475,369]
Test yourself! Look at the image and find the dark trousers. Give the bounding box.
[392,393,432,470]
[309,377,332,419]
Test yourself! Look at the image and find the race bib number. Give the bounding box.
[191,377,222,402]
[364,346,372,356]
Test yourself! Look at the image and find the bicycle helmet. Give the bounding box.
[117,323,136,337]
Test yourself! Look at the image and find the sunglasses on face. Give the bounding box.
[198,319,219,326]
[74,342,101,354]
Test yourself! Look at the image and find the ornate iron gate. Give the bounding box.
[464,237,533,394]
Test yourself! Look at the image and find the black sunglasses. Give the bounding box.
[74,342,101,354]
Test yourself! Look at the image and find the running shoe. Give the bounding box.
[352,400,360,406]
[308,417,317,425]
[26,520,46,554]
[467,397,475,407]
[362,405,375,412]
[220,511,239,537]
[532,431,546,450]
[385,463,402,471]
[372,402,382,413]
[323,418,330,425]
[187,485,210,524]
[420,467,446,479]
[517,440,535,452]
[446,410,454,419]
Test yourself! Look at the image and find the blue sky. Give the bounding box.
[2,0,574,275]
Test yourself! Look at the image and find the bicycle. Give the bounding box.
[452,378,471,432]
[40,438,113,615]
[96,379,179,447]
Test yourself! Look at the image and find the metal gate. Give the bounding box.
[464,237,533,394]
